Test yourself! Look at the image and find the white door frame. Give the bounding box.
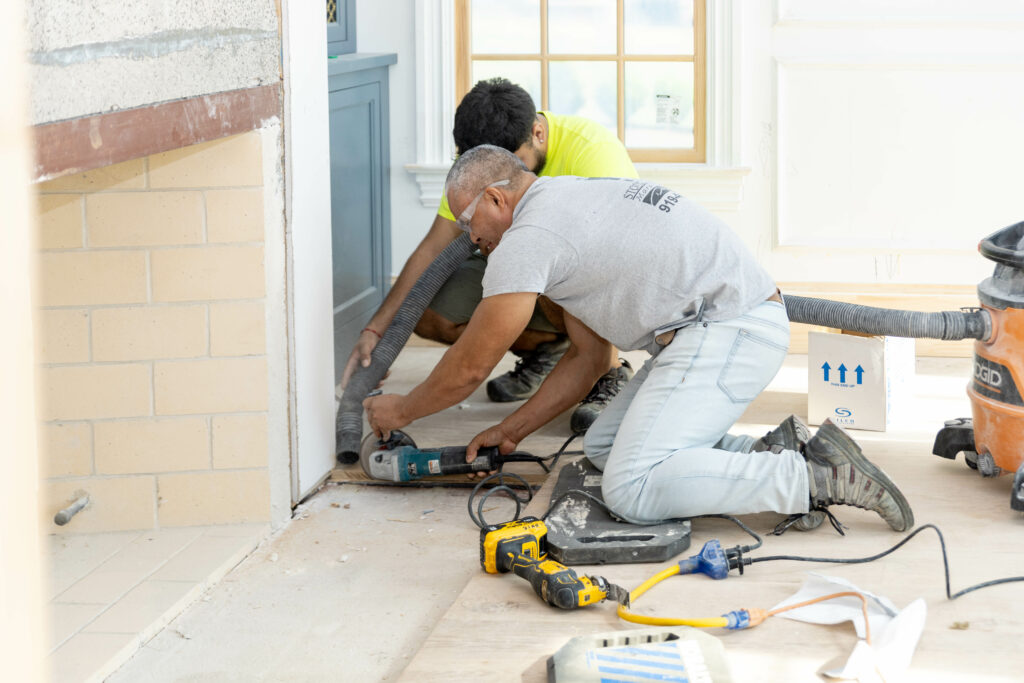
[281,0,337,504]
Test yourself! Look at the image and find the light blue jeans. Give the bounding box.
[584,300,810,523]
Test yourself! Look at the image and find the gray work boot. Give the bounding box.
[570,360,634,435]
[752,415,824,531]
[486,338,570,402]
[753,414,812,454]
[803,419,914,532]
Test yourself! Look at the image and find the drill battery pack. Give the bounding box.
[480,516,547,574]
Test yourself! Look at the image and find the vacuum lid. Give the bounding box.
[979,221,1024,269]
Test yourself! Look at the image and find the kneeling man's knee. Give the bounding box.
[599,470,636,521]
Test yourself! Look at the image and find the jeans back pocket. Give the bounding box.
[717,329,788,403]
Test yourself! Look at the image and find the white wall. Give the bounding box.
[738,1,1023,286]
[1,1,46,677]
[364,0,1022,287]
[357,0,440,276]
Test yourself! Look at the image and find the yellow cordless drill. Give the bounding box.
[480,517,629,610]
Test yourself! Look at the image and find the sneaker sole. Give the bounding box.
[810,421,914,532]
[485,380,535,403]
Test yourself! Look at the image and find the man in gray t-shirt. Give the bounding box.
[364,146,913,533]
[481,174,776,353]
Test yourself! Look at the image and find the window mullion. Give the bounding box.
[693,0,707,162]
[455,0,470,100]
[617,0,625,142]
[540,0,549,110]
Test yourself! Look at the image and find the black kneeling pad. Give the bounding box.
[545,458,691,565]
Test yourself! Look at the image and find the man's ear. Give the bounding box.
[532,119,545,145]
[487,185,506,209]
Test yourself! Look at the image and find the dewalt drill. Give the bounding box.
[480,517,629,610]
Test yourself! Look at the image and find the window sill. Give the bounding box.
[404,162,750,212]
[405,162,451,208]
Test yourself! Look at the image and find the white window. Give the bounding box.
[455,0,707,162]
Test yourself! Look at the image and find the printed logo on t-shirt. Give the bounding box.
[623,181,681,213]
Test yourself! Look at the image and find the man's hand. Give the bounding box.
[341,329,383,390]
[466,423,520,478]
[364,393,410,440]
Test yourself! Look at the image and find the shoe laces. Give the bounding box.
[508,349,554,380]
[770,508,847,536]
[580,364,629,405]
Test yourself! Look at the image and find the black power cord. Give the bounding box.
[542,433,585,472]
[466,434,585,528]
[741,523,1024,600]
[466,472,534,529]
[469,441,1024,601]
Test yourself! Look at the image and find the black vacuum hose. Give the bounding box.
[335,233,477,463]
[337,250,992,463]
[784,295,991,342]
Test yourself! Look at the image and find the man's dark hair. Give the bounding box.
[453,78,537,155]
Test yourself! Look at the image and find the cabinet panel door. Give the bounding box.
[328,81,386,384]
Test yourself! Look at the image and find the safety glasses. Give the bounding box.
[455,179,510,232]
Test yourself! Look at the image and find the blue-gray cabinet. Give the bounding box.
[328,53,397,384]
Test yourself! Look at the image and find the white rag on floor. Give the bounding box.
[771,573,927,682]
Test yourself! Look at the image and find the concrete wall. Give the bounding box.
[35,131,285,532]
[27,0,281,125]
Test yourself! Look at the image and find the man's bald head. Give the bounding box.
[445,144,531,213]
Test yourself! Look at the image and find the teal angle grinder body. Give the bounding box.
[359,431,500,482]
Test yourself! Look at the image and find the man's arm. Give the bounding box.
[466,311,613,458]
[363,292,537,438]
[341,214,461,388]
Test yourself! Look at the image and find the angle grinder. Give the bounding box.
[359,430,541,482]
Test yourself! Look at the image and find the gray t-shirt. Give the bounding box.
[481,176,777,352]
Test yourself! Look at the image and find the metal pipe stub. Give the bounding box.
[54,493,89,526]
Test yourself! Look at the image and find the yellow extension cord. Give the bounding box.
[617,564,729,629]
[616,563,872,643]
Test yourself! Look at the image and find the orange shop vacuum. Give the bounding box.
[933,221,1024,511]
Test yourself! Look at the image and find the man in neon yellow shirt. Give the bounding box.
[342,78,638,434]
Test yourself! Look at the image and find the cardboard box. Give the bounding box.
[807,331,915,432]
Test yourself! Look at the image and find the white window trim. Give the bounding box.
[406,0,747,210]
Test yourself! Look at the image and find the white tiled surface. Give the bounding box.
[47,523,268,682]
[48,531,140,600]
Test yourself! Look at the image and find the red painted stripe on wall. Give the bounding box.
[33,83,281,182]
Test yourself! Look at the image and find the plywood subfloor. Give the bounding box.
[400,356,1024,682]
[329,461,549,489]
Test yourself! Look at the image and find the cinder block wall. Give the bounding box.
[36,131,273,533]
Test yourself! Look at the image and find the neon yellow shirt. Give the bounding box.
[437,111,638,221]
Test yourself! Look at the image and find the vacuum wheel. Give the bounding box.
[964,450,979,470]
[1012,464,1024,512]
